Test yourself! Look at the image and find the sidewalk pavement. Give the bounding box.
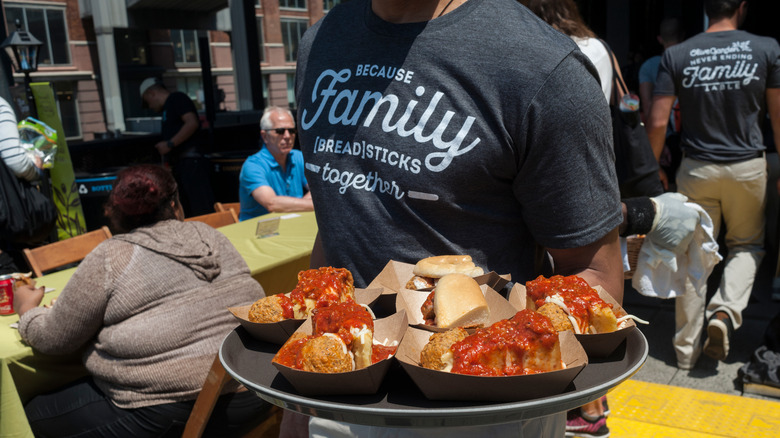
[623,240,780,402]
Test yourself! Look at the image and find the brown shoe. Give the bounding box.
[703,311,733,361]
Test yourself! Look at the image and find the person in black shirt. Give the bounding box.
[140,78,215,216]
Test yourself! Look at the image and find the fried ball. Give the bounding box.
[298,334,354,373]
[536,303,574,332]
[248,295,291,323]
[420,327,468,371]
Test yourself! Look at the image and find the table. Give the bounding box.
[0,211,318,438]
[220,326,649,428]
[0,268,84,438]
[218,212,318,296]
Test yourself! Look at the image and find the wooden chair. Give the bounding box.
[182,355,283,438]
[23,226,113,278]
[214,202,240,216]
[184,210,239,229]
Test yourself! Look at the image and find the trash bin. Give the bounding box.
[74,168,122,231]
[208,151,253,203]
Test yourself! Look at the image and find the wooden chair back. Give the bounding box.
[184,210,239,229]
[214,202,240,215]
[23,226,113,278]
[182,355,283,438]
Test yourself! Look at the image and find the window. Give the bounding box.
[286,74,296,110]
[176,77,204,111]
[256,17,265,62]
[53,82,81,139]
[280,19,308,62]
[4,5,70,66]
[171,30,200,64]
[279,0,306,10]
[323,0,344,11]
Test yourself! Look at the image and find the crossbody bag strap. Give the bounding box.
[598,38,628,105]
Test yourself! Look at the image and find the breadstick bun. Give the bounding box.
[412,255,484,279]
[434,273,489,329]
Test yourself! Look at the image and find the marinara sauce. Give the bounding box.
[312,300,373,346]
[526,275,612,332]
[449,310,559,376]
[289,267,355,314]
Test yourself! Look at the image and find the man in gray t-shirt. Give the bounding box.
[648,0,780,369]
[289,0,624,437]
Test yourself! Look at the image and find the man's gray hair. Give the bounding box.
[260,106,295,130]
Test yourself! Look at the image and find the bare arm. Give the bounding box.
[546,227,624,304]
[639,81,654,124]
[251,185,313,213]
[646,95,676,162]
[155,111,200,155]
[171,111,200,147]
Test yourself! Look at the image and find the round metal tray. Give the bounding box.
[220,326,648,428]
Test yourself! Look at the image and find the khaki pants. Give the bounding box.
[673,156,766,365]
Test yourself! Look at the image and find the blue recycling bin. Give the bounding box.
[74,168,122,231]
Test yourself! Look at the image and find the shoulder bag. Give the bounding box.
[0,158,56,243]
[600,40,664,198]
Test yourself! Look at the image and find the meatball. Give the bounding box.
[536,303,574,332]
[298,334,354,373]
[420,327,468,371]
[248,295,291,323]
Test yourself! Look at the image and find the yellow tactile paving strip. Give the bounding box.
[604,380,780,438]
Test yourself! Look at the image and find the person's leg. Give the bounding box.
[674,276,706,368]
[706,157,767,328]
[25,377,192,438]
[703,157,766,360]
[673,158,721,367]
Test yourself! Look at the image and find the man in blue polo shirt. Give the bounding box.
[238,106,312,220]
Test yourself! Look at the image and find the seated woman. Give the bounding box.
[13,164,269,438]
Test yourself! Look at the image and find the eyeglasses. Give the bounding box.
[272,127,296,135]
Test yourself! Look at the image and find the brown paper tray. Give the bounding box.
[396,285,518,333]
[228,287,383,344]
[508,283,637,357]
[396,327,587,401]
[367,260,510,294]
[271,310,408,396]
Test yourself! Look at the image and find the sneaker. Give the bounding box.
[601,396,610,417]
[703,311,733,361]
[566,409,610,438]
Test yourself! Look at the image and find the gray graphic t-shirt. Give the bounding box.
[655,30,780,161]
[296,0,622,286]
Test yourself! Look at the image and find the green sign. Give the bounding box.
[30,82,86,239]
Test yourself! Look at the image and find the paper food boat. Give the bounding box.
[508,283,637,357]
[396,284,518,333]
[271,310,408,396]
[367,260,511,311]
[228,287,383,344]
[396,326,587,401]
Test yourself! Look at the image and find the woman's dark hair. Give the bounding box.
[104,164,180,233]
[520,0,596,39]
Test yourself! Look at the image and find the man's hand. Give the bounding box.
[12,283,45,316]
[155,140,172,156]
[647,192,699,254]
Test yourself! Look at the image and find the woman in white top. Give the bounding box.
[521,0,623,103]
[0,96,39,181]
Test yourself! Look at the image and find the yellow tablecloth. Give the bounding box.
[0,211,317,438]
[218,211,318,295]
